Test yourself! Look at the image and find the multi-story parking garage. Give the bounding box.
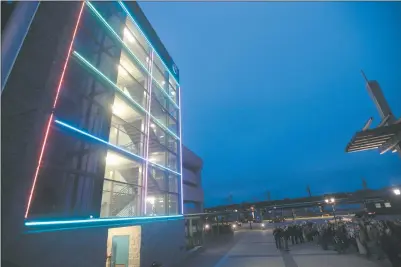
[1,2,200,267]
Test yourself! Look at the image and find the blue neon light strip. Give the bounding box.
[149,161,181,176]
[55,119,182,176]
[118,1,180,87]
[55,119,147,162]
[85,1,179,110]
[72,51,180,141]
[25,215,184,232]
[72,51,148,114]
[25,215,183,226]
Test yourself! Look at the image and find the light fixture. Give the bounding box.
[171,91,176,96]
[161,81,165,86]
[160,135,164,138]
[325,199,329,203]
[118,65,128,76]
[123,27,135,43]
[150,123,156,128]
[106,154,119,165]
[394,189,401,196]
[146,196,155,205]
[330,198,335,203]
[112,104,123,115]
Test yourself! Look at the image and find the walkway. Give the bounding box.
[182,226,390,267]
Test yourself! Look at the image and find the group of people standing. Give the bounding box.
[272,218,401,267]
[273,224,316,250]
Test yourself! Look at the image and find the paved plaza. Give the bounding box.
[182,226,391,267]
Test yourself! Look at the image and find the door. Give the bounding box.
[111,235,130,267]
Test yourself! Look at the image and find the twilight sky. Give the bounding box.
[139,2,401,207]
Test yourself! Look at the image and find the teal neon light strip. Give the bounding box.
[55,119,182,176]
[118,1,180,87]
[85,1,179,110]
[149,161,181,176]
[72,51,148,114]
[25,215,184,232]
[72,51,180,141]
[55,119,147,162]
[25,215,183,226]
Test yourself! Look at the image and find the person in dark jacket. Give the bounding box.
[273,227,282,249]
[283,226,290,251]
[380,229,401,267]
[289,225,296,245]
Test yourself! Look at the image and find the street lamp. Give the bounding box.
[393,189,400,196]
[324,197,336,222]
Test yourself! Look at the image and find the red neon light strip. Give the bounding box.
[25,2,85,218]
[52,2,85,109]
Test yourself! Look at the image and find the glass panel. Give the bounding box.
[147,167,167,192]
[148,142,178,172]
[100,150,144,218]
[109,114,147,157]
[168,174,179,193]
[148,120,178,153]
[152,62,165,90]
[168,83,178,104]
[124,15,151,65]
[117,51,149,107]
[169,194,179,215]
[166,134,179,155]
[168,117,178,136]
[150,95,168,127]
[101,179,142,218]
[145,193,166,216]
[88,2,151,85]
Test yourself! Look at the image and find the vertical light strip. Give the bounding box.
[178,85,184,214]
[143,50,154,215]
[24,2,85,218]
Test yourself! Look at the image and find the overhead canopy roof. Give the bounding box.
[345,122,401,154]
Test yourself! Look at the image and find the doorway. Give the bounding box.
[111,235,129,267]
[106,226,141,267]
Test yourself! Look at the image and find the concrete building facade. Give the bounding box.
[1,2,192,267]
[183,146,204,214]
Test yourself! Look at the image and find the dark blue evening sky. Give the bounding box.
[139,2,401,207]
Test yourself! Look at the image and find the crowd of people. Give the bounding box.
[272,217,401,267]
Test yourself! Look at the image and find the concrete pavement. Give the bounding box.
[182,226,390,267]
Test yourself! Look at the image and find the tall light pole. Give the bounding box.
[325,197,336,222]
